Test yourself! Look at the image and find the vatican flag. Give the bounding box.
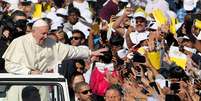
[169,46,187,69]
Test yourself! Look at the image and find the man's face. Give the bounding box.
[195,40,201,51]
[182,40,193,48]
[75,62,84,73]
[55,33,65,43]
[68,12,79,25]
[135,17,146,32]
[32,26,49,45]
[105,89,121,101]
[78,85,92,101]
[70,32,83,46]
[23,5,32,17]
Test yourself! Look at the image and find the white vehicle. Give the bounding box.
[0,73,70,101]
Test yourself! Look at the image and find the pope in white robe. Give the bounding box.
[2,19,105,101]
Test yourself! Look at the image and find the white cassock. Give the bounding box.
[2,33,91,101]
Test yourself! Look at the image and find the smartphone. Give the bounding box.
[166,80,169,87]
[165,95,181,101]
[136,72,141,83]
[132,52,146,63]
[149,82,160,94]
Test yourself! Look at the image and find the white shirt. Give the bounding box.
[129,31,149,45]
[73,1,93,23]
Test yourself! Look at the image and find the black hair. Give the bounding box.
[22,86,41,101]
[20,1,32,6]
[53,0,65,8]
[169,65,188,80]
[1,11,26,40]
[72,30,85,39]
[109,34,124,47]
[99,49,113,64]
[100,30,108,43]
[118,2,128,10]
[184,14,194,37]
[74,59,85,68]
[0,12,15,32]
[10,10,26,21]
[68,7,81,17]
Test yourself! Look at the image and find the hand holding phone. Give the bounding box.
[170,83,180,94]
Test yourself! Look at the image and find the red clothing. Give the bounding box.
[89,62,117,96]
[99,0,119,21]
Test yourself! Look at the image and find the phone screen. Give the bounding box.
[136,72,141,83]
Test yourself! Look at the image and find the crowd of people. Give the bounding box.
[0,0,201,101]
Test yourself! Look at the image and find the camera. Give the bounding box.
[132,52,146,63]
[149,82,160,94]
[0,12,27,40]
[170,83,180,93]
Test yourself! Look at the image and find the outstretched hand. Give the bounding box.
[90,48,108,57]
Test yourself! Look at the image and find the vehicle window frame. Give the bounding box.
[0,82,65,101]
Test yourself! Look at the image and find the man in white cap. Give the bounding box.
[125,11,149,48]
[2,19,107,101]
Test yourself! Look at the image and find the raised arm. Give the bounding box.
[112,8,132,37]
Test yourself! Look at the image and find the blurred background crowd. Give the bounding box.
[0,0,201,101]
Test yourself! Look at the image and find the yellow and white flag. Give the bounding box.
[152,8,167,26]
[169,46,187,69]
[32,3,42,19]
[195,19,201,29]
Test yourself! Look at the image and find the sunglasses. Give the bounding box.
[80,89,92,95]
[71,36,81,40]
[136,20,145,24]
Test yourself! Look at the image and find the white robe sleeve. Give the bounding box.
[55,42,91,60]
[2,37,32,75]
[4,61,31,75]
